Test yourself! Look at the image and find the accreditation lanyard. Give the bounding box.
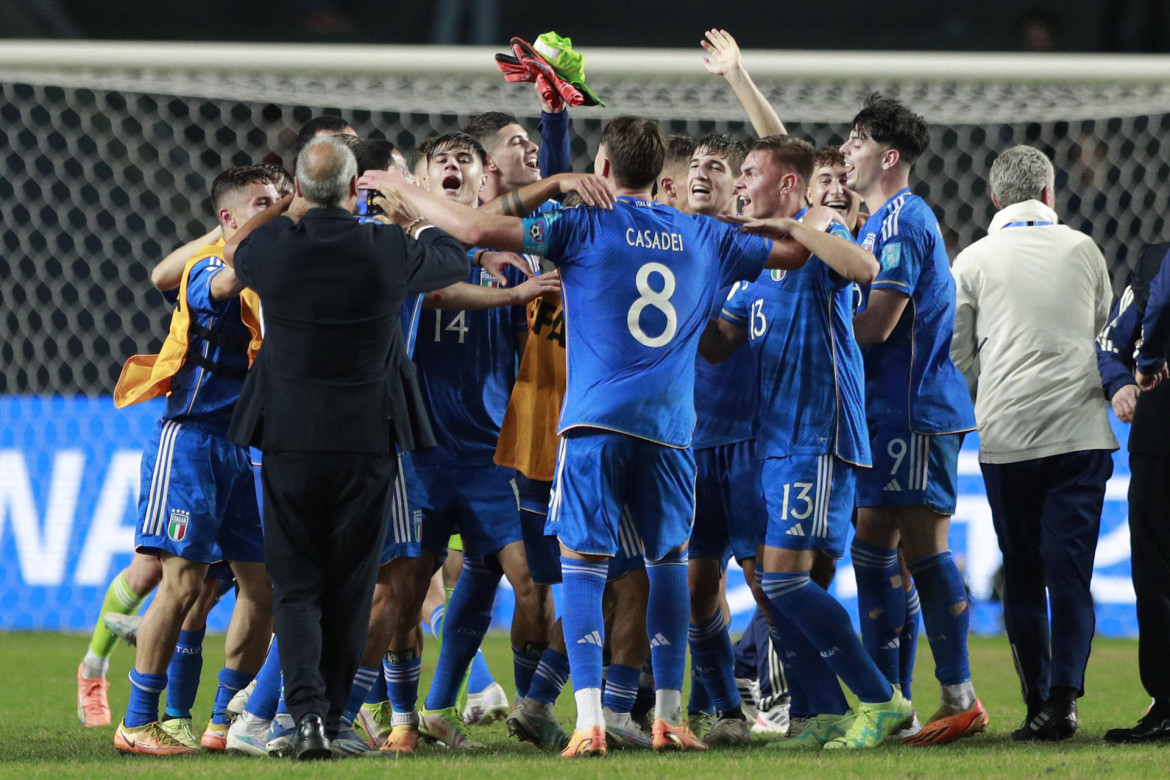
[1002,220,1054,228]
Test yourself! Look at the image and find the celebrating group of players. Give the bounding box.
[75,29,995,758]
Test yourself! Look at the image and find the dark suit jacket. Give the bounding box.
[228,207,469,454]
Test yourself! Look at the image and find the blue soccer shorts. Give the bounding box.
[135,418,263,565]
[761,453,857,560]
[691,440,766,566]
[380,451,430,564]
[518,473,644,584]
[855,424,964,515]
[546,428,694,562]
[416,460,523,558]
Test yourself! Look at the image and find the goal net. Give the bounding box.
[0,42,1152,632]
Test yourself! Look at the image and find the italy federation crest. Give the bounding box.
[167,509,190,541]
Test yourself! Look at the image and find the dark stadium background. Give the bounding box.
[4,0,1169,52]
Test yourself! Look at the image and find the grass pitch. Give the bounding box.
[0,631,1161,778]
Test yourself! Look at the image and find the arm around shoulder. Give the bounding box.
[401,226,472,295]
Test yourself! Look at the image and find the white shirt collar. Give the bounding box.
[988,200,1059,234]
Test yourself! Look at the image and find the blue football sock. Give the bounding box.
[766,608,848,716]
[909,551,971,686]
[384,651,422,714]
[851,539,905,686]
[527,647,570,705]
[164,627,204,719]
[688,662,714,714]
[512,644,543,699]
[466,650,495,695]
[645,551,689,693]
[688,610,740,713]
[244,638,282,719]
[276,688,288,715]
[603,663,642,714]
[761,571,893,704]
[212,667,254,726]
[901,585,921,700]
[428,604,445,639]
[560,557,608,692]
[126,668,166,727]
[365,665,388,705]
[424,556,499,710]
[341,665,380,728]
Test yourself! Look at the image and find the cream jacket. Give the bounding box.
[951,200,1117,464]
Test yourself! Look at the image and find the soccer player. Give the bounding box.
[683,132,764,748]
[702,135,916,752]
[654,135,698,212]
[404,132,552,751]
[842,94,986,746]
[110,166,278,755]
[365,115,813,757]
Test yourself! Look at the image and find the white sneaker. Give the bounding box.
[892,709,923,741]
[226,711,270,756]
[102,612,141,647]
[752,702,790,735]
[226,679,257,723]
[735,677,760,721]
[463,681,509,726]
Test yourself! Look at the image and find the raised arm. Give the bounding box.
[425,271,561,310]
[222,194,295,268]
[152,226,223,291]
[361,169,526,254]
[737,207,877,282]
[701,29,786,138]
[482,172,615,217]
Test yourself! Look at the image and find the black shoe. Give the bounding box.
[1105,710,1170,744]
[293,713,333,761]
[1012,700,1077,742]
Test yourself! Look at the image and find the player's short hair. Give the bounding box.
[294,115,356,155]
[989,145,1055,207]
[210,165,277,211]
[749,135,815,186]
[600,116,666,190]
[464,112,522,151]
[694,133,747,175]
[295,136,358,208]
[850,93,930,166]
[813,145,847,170]
[255,163,294,197]
[427,132,487,166]
[663,134,698,170]
[354,139,402,175]
[409,138,437,173]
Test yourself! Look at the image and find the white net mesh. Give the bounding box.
[3,46,1169,394]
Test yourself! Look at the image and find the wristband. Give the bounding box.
[405,216,427,236]
[473,249,486,267]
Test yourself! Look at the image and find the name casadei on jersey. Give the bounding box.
[626,228,685,252]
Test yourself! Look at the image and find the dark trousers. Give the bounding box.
[734,606,787,710]
[262,450,394,737]
[981,449,1113,706]
[1129,454,1170,704]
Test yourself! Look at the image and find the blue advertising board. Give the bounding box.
[0,395,1138,637]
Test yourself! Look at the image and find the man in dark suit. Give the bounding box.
[1098,242,1170,744]
[221,136,469,759]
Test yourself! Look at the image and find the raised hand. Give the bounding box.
[478,251,535,285]
[701,28,744,78]
[556,173,616,209]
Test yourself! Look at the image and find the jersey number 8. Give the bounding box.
[627,262,678,348]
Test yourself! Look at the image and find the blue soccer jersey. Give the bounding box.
[693,285,758,449]
[522,197,772,448]
[411,261,530,464]
[722,220,870,466]
[165,255,252,432]
[857,189,975,435]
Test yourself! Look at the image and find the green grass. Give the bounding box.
[0,631,1160,778]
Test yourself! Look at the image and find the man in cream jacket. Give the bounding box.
[951,145,1117,743]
